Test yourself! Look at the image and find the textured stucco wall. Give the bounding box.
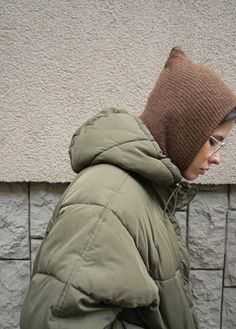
[1,0,236,183]
[0,183,236,328]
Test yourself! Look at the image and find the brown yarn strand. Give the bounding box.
[140,46,236,173]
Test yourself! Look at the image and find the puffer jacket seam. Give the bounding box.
[90,139,156,165]
[56,172,129,312]
[36,272,122,309]
[153,269,181,283]
[59,202,106,215]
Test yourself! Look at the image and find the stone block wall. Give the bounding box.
[0,182,235,329]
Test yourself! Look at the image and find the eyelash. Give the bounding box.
[209,138,216,146]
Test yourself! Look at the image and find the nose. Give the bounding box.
[209,152,220,165]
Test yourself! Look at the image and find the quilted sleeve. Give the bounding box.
[20,204,159,329]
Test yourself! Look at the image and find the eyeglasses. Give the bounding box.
[209,135,225,157]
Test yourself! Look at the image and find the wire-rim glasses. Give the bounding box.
[209,135,225,157]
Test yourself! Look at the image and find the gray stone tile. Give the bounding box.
[30,182,68,238]
[0,260,30,329]
[222,288,236,329]
[188,188,227,268]
[0,183,29,258]
[229,185,236,210]
[31,239,43,271]
[190,270,222,329]
[196,185,227,192]
[225,211,236,286]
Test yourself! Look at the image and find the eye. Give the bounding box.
[209,137,217,146]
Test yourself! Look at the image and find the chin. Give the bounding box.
[182,171,199,181]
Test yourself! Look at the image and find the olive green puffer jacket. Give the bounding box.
[20,108,198,329]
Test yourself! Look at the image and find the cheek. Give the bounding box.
[195,144,211,164]
[183,145,210,180]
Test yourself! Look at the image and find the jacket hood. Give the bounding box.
[69,108,196,212]
[69,108,183,186]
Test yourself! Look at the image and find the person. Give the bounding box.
[20,47,236,329]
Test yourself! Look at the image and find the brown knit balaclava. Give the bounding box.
[140,47,236,173]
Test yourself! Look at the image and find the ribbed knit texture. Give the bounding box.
[140,47,236,173]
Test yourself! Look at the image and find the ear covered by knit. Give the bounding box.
[140,46,236,173]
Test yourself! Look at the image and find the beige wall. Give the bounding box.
[1,0,236,183]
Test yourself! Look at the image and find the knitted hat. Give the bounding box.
[140,46,236,173]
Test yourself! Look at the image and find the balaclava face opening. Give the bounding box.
[140,47,236,173]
